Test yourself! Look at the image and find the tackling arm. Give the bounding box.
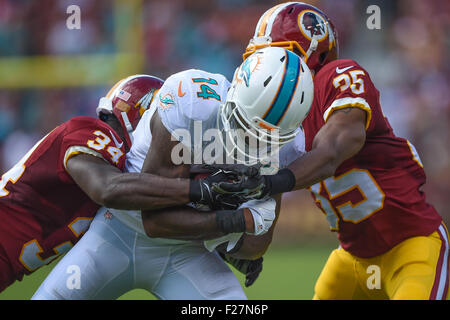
[66,154,190,210]
[217,107,367,197]
[287,107,367,190]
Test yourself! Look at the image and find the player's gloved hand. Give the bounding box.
[219,253,263,287]
[189,164,259,210]
[217,168,297,201]
[239,198,276,236]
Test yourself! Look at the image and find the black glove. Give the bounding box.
[219,253,263,287]
[194,164,260,179]
[216,168,297,200]
[189,164,255,210]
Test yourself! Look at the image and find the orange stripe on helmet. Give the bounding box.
[257,4,283,37]
[106,78,126,98]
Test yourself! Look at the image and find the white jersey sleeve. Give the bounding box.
[156,69,230,150]
[278,128,306,168]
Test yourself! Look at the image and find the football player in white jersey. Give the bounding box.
[32,47,314,300]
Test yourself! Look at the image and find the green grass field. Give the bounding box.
[0,243,335,300]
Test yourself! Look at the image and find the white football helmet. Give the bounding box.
[218,46,313,163]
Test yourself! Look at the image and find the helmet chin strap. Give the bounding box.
[305,35,319,60]
[121,111,134,144]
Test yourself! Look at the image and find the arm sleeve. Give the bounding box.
[323,97,372,130]
[61,119,127,171]
[317,61,379,131]
[155,74,188,142]
[63,146,108,169]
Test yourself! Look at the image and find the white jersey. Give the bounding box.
[158,69,230,151]
[279,128,306,168]
[110,69,230,239]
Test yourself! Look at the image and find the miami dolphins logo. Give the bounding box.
[159,92,175,110]
[236,54,262,87]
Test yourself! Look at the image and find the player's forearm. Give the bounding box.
[141,207,254,240]
[101,173,190,210]
[225,234,271,260]
[287,146,340,190]
[142,207,222,240]
[261,147,337,197]
[268,110,366,193]
[66,154,190,210]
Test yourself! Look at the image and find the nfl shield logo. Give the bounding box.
[104,211,113,220]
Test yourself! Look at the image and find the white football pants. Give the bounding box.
[31,208,247,300]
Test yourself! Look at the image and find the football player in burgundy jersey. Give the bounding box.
[223,2,448,299]
[0,75,240,293]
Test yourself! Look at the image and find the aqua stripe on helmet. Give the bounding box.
[263,50,300,126]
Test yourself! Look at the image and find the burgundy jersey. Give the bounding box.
[302,59,442,258]
[0,116,126,288]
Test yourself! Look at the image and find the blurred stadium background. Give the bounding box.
[0,0,448,299]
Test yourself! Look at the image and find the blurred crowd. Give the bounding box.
[0,0,448,234]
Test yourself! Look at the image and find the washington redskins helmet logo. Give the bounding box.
[244,2,339,74]
[298,10,328,42]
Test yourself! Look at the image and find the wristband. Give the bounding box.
[216,209,246,234]
[266,168,296,196]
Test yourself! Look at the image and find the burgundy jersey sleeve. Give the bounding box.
[60,117,126,176]
[313,59,380,132]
